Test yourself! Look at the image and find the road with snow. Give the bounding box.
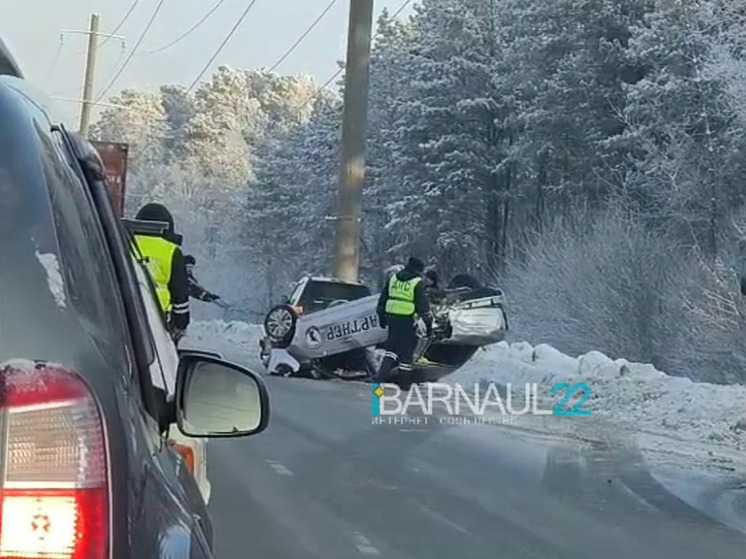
[183,322,746,558]
[205,378,746,559]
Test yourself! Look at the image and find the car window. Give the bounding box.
[298,281,372,312]
[40,130,126,359]
[288,280,305,305]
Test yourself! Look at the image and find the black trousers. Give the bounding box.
[376,315,417,381]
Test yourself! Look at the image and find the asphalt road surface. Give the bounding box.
[205,371,746,559]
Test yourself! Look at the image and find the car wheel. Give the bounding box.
[264,304,297,348]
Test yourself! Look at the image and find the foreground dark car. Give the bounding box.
[0,69,269,557]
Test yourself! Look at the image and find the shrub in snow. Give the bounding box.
[501,210,746,384]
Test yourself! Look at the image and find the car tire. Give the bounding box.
[264,304,297,348]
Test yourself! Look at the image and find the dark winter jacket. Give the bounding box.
[376,267,432,330]
[135,203,190,330]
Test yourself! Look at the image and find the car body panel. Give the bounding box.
[293,294,386,359]
[131,252,211,504]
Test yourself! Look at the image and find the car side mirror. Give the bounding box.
[175,352,270,438]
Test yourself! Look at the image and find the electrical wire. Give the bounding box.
[97,41,128,95]
[185,0,261,93]
[95,0,167,102]
[140,0,227,55]
[268,0,339,73]
[390,0,413,19]
[297,0,412,113]
[45,35,64,85]
[101,0,140,46]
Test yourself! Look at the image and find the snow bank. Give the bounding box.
[451,341,746,466]
[183,320,264,367]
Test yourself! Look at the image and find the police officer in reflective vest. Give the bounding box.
[133,203,190,341]
[374,257,433,381]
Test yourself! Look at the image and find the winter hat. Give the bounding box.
[406,257,425,274]
[184,254,196,266]
[136,203,176,237]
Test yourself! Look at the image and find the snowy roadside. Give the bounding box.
[182,320,264,368]
[183,320,746,476]
[449,342,746,476]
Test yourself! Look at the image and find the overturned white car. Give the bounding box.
[259,273,508,384]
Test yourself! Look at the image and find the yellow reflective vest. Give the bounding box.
[134,234,178,312]
[385,275,421,316]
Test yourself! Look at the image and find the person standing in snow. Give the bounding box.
[184,255,222,303]
[373,257,433,382]
[133,203,190,342]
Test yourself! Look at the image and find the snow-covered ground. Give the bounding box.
[185,320,746,475]
[183,320,264,366]
[450,342,746,475]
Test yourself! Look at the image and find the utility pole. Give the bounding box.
[333,0,374,282]
[79,13,100,138]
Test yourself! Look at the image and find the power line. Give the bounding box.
[98,41,128,92]
[95,0,167,102]
[297,0,412,113]
[185,0,261,93]
[101,0,140,46]
[140,0,227,55]
[269,0,339,73]
[45,35,64,85]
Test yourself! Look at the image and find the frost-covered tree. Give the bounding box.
[614,0,746,254]
[247,97,341,306]
[91,89,167,169]
[160,84,195,161]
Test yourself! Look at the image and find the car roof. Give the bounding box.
[0,76,119,375]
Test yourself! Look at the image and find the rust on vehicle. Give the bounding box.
[90,141,129,217]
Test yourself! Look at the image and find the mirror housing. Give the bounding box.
[175,352,270,438]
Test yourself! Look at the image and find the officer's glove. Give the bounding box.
[170,327,186,344]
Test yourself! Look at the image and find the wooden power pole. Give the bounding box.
[334,0,374,282]
[79,13,100,138]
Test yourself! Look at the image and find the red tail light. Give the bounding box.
[0,362,109,559]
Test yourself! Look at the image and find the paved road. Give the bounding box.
[206,372,746,559]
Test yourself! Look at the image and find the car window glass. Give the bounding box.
[288,281,304,304]
[299,281,371,312]
[41,131,125,359]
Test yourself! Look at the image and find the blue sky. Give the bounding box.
[1,0,412,126]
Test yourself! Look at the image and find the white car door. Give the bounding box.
[130,252,211,504]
